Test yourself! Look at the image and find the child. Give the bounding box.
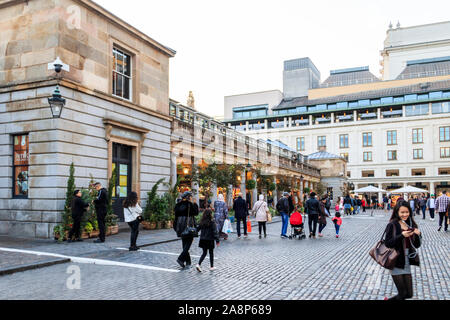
[332,212,343,238]
[196,209,220,272]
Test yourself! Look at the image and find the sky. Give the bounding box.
[95,0,450,117]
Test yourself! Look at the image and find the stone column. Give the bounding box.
[192,179,199,206]
[331,113,335,123]
[309,115,313,126]
[377,108,381,120]
[283,117,287,128]
[354,110,357,122]
[211,183,218,202]
[288,117,292,128]
[264,119,268,130]
[402,105,406,117]
[227,184,233,207]
[430,181,435,196]
[252,172,258,207]
[300,179,304,201]
[245,121,249,131]
[171,152,178,188]
[241,170,246,196]
[273,176,278,208]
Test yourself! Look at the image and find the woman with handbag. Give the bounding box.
[214,194,229,240]
[174,191,199,269]
[253,194,270,239]
[123,192,143,251]
[384,200,422,300]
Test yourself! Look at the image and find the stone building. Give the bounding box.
[0,0,176,238]
[170,99,321,208]
[307,147,348,202]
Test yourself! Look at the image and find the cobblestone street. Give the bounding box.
[1,212,449,300]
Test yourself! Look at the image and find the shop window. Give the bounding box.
[13,134,29,198]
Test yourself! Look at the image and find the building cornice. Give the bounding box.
[0,78,173,122]
[73,0,176,57]
[0,0,176,57]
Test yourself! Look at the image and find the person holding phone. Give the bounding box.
[384,200,422,300]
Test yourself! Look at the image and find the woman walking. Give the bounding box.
[195,209,220,272]
[384,200,422,300]
[123,192,142,251]
[253,194,269,239]
[174,191,199,268]
[318,195,330,237]
[68,190,89,242]
[214,194,229,240]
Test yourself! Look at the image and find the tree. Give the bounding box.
[56,163,76,241]
[144,178,165,222]
[105,167,118,227]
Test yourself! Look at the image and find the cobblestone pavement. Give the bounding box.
[0,212,449,300]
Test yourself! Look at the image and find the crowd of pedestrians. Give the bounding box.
[65,180,449,300]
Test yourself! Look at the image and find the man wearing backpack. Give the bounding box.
[277,192,290,239]
[305,192,320,239]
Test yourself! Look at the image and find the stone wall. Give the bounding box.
[0,0,174,115]
[0,85,171,238]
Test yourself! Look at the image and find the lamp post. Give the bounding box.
[48,58,66,118]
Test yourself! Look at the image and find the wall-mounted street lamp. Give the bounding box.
[48,57,68,118]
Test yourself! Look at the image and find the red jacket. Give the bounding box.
[332,217,342,226]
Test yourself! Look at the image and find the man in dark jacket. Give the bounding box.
[277,192,290,238]
[174,191,199,268]
[305,192,320,239]
[233,193,249,239]
[94,182,108,243]
[68,190,89,242]
[288,191,295,215]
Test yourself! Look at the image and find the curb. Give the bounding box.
[0,258,71,276]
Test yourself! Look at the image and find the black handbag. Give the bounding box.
[181,204,198,238]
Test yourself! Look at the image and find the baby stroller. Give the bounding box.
[289,211,306,240]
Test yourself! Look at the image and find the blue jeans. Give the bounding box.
[335,224,340,235]
[280,212,289,236]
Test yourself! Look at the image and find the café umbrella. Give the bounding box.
[353,186,387,216]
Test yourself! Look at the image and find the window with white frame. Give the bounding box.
[412,129,423,144]
[112,47,132,100]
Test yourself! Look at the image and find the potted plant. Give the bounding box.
[84,222,93,239]
[149,214,157,230]
[54,225,68,242]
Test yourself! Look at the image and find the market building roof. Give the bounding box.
[321,66,381,88]
[308,151,345,161]
[396,56,450,80]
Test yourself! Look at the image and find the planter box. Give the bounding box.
[81,232,90,239]
[142,221,152,230]
[107,225,119,236]
[156,221,164,229]
[165,221,173,229]
[89,230,100,238]
[54,231,68,241]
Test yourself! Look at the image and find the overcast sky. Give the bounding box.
[95,0,450,117]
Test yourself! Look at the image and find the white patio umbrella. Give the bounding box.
[391,185,428,194]
[353,186,387,216]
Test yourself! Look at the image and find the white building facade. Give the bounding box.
[222,22,450,199]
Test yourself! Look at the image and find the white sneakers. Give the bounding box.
[196,264,217,272]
